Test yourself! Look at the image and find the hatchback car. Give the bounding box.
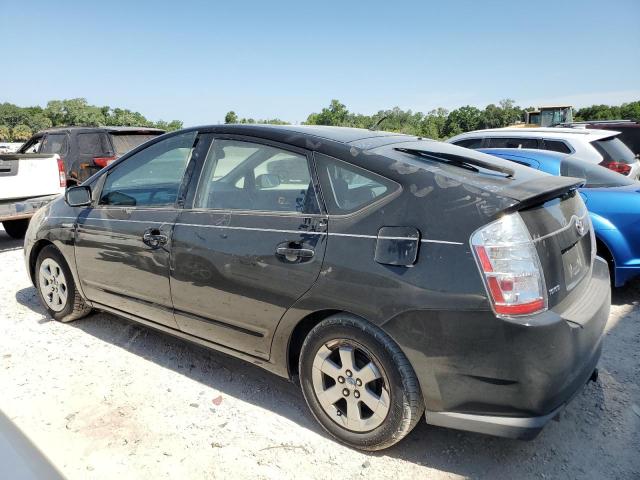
[447,127,640,179]
[481,148,640,287]
[24,125,610,450]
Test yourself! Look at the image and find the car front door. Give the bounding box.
[74,131,199,328]
[170,136,328,358]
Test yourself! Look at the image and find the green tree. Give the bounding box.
[0,125,10,141]
[305,99,351,126]
[225,111,238,124]
[12,124,32,141]
[444,105,483,137]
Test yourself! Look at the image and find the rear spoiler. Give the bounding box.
[501,176,584,212]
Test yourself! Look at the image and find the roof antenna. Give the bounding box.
[369,115,389,131]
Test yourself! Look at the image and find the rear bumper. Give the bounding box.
[384,257,611,439]
[0,194,61,222]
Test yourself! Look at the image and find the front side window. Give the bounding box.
[99,131,197,207]
[486,137,539,149]
[194,139,318,214]
[315,153,398,215]
[40,134,68,154]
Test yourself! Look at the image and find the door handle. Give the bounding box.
[143,228,168,248]
[276,246,315,258]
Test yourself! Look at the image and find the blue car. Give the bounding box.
[480,148,640,287]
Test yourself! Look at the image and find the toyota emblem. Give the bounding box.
[575,218,586,236]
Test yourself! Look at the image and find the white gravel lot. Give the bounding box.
[0,226,639,480]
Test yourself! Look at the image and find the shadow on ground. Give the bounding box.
[14,278,640,478]
[0,230,23,253]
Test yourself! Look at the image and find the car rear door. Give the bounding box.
[170,135,327,358]
[74,131,199,328]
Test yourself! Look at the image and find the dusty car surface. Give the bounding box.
[24,125,610,450]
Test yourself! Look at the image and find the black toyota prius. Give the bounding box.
[24,125,610,450]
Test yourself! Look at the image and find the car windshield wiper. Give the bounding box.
[394,147,515,178]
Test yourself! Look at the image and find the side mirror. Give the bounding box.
[255,173,281,189]
[65,185,92,207]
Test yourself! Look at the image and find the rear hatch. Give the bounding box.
[519,190,593,308]
[109,131,164,156]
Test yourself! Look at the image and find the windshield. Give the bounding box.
[560,157,637,188]
[110,133,162,156]
[591,136,636,165]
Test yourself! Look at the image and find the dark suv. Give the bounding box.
[18,126,165,184]
[24,125,610,450]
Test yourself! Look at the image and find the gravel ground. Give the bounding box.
[1,227,639,480]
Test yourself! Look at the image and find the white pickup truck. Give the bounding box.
[0,153,66,238]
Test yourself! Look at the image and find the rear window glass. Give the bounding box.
[591,137,636,164]
[543,140,571,154]
[111,133,161,156]
[560,157,636,188]
[315,153,398,214]
[486,137,539,149]
[40,134,68,154]
[453,138,483,149]
[613,128,640,156]
[77,133,110,155]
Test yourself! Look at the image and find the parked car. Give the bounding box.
[0,152,66,238]
[18,126,165,184]
[480,148,640,287]
[24,125,609,450]
[447,127,640,179]
[561,120,640,158]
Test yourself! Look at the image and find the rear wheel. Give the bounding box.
[35,245,91,322]
[299,314,424,451]
[2,219,30,239]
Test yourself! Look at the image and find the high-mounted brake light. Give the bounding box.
[57,158,66,188]
[471,213,547,317]
[93,156,118,168]
[599,160,631,176]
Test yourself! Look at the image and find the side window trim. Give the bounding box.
[94,131,199,210]
[542,138,574,154]
[188,135,323,216]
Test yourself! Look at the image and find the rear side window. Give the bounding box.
[486,137,539,149]
[592,137,637,164]
[40,134,68,154]
[111,133,161,156]
[77,133,110,155]
[315,153,398,215]
[543,140,571,154]
[453,138,483,149]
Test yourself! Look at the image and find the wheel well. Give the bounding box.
[595,237,614,267]
[28,239,55,283]
[287,309,342,377]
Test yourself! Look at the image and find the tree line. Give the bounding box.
[0,98,183,142]
[226,99,640,140]
[2,97,638,143]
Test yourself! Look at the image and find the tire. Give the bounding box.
[35,245,91,322]
[299,314,424,451]
[2,219,30,239]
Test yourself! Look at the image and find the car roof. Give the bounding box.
[191,124,414,146]
[450,127,618,141]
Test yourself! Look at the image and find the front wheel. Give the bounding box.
[299,314,424,451]
[35,245,91,322]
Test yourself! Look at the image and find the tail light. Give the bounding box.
[57,157,66,188]
[93,156,118,168]
[471,213,547,317]
[599,160,631,176]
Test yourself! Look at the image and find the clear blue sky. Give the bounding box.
[1,0,639,126]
